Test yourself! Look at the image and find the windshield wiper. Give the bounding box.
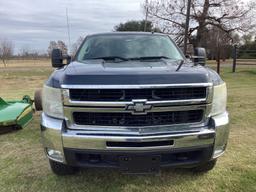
[89,56,129,62]
[129,56,171,60]
[176,60,185,71]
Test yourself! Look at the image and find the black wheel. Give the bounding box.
[49,159,78,175]
[34,89,42,111]
[192,159,217,173]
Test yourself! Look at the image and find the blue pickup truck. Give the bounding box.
[38,32,229,175]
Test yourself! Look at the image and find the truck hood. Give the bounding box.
[47,60,216,88]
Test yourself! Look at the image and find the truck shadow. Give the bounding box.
[54,167,207,191]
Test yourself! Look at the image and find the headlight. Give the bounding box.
[211,83,227,116]
[42,85,64,119]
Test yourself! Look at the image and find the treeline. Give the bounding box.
[47,37,84,57]
[113,19,256,60]
[0,36,84,67]
[237,34,256,59]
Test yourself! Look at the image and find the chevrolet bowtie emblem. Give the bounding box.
[126,100,152,115]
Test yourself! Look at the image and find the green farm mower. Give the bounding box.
[0,90,42,134]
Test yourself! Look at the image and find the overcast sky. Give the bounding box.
[0,0,145,53]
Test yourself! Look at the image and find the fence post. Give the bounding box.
[217,49,220,74]
[232,45,237,73]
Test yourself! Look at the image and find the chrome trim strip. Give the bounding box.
[64,128,214,140]
[206,86,213,103]
[65,123,207,133]
[105,146,174,150]
[64,104,209,113]
[61,83,213,89]
[65,125,208,133]
[64,97,208,107]
[41,113,65,163]
[212,112,229,159]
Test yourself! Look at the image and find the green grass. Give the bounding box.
[0,62,256,192]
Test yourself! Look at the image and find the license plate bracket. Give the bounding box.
[119,155,161,174]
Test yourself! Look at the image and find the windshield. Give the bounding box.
[76,34,184,62]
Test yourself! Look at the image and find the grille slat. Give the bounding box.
[69,87,207,102]
[73,110,203,127]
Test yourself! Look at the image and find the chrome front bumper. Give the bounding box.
[41,112,229,164]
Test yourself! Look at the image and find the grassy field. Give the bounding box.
[0,60,256,192]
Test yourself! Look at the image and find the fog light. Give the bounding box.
[47,149,64,162]
[198,133,215,139]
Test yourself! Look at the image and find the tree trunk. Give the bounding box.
[195,0,210,47]
[196,23,204,47]
[2,59,6,67]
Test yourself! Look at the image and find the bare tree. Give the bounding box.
[71,36,84,56]
[0,39,14,67]
[29,49,39,65]
[20,45,31,59]
[145,0,256,46]
[241,33,254,45]
[47,41,58,57]
[206,26,233,60]
[57,40,68,55]
[47,40,68,56]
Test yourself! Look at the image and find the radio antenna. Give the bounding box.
[144,0,149,32]
[66,7,71,54]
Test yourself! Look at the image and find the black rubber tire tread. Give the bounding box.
[49,159,78,175]
[34,89,42,111]
[192,159,217,173]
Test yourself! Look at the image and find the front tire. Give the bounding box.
[49,159,78,175]
[34,89,42,111]
[192,159,217,173]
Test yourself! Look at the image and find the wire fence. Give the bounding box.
[232,46,256,72]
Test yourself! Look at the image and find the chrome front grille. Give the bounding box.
[62,83,213,131]
[73,110,204,127]
[69,87,207,102]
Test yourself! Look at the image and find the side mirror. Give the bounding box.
[185,54,191,59]
[194,47,206,66]
[51,49,71,68]
[52,49,64,68]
